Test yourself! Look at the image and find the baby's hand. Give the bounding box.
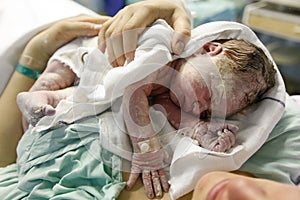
[127,137,169,198]
[187,121,238,152]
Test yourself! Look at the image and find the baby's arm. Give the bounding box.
[20,60,77,130]
[154,93,238,152]
[123,81,169,199]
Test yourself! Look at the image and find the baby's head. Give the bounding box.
[170,39,276,117]
[214,39,276,102]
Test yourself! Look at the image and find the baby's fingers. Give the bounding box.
[142,170,155,199]
[158,169,170,192]
[151,170,163,198]
[126,171,140,190]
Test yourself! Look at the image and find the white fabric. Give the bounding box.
[34,20,285,199]
[0,0,97,95]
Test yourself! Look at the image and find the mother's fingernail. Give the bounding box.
[94,24,102,29]
[174,41,184,55]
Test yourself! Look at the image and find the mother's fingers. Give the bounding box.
[59,21,102,37]
[105,28,139,67]
[98,10,129,52]
[57,15,111,37]
[171,8,191,55]
[123,29,137,63]
[66,14,111,24]
[98,5,158,66]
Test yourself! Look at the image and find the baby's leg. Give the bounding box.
[188,121,238,152]
[30,60,76,92]
[17,87,75,127]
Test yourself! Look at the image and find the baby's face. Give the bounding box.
[169,57,211,117]
[169,54,251,118]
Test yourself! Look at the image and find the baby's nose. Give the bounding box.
[192,102,200,115]
[192,101,207,116]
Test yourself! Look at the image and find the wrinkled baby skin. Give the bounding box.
[30,60,76,92]
[122,42,231,198]
[123,64,174,199]
[20,60,77,130]
[17,87,75,127]
[188,121,238,152]
[124,41,267,198]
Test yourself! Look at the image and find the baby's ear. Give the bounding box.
[202,42,222,56]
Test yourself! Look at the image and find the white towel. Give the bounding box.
[32,20,286,200]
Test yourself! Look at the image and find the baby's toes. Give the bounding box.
[43,105,56,116]
[29,105,56,126]
[16,92,28,108]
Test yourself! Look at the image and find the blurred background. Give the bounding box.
[74,0,300,94]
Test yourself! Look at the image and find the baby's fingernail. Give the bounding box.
[125,184,131,190]
[174,41,184,55]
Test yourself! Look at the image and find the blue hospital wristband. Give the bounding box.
[16,64,42,80]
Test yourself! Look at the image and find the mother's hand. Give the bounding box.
[20,14,111,71]
[98,0,191,67]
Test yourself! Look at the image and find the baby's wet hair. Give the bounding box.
[217,39,276,98]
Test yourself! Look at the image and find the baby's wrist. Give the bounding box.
[131,136,162,153]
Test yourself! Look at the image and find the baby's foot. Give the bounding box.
[17,87,74,127]
[30,60,76,92]
[189,121,238,152]
[17,91,57,127]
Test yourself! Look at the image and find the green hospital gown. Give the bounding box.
[240,95,300,185]
[0,117,125,200]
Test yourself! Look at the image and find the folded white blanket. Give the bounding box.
[33,20,286,199]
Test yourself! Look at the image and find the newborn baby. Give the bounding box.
[17,38,276,198]
[120,39,276,196]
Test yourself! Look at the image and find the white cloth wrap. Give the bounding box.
[32,20,286,199]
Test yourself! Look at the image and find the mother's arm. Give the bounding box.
[0,15,109,167]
